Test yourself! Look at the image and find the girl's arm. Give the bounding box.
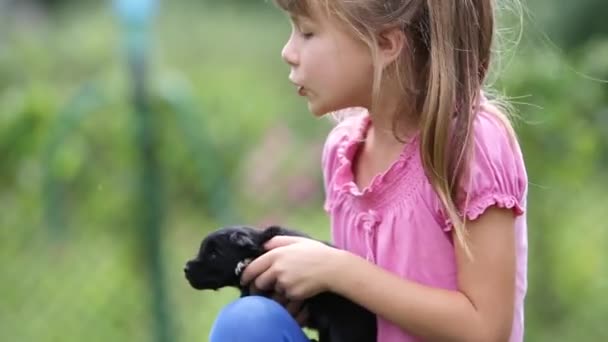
[330,206,517,342]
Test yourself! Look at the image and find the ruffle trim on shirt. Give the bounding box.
[442,194,525,232]
[329,114,423,209]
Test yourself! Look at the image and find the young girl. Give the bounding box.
[210,0,528,341]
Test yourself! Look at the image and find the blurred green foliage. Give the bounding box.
[0,0,606,341]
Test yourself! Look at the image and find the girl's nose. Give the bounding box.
[281,36,299,66]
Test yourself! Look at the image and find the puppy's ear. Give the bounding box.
[263,225,307,241]
[229,231,256,248]
[262,225,285,241]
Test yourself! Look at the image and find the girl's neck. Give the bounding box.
[365,105,418,150]
[363,81,419,147]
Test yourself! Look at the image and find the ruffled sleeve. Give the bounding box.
[444,108,528,230]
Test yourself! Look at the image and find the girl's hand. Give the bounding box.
[240,236,342,301]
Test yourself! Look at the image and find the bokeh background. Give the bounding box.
[1,0,606,341]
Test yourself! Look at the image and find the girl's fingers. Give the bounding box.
[240,252,275,285]
[271,292,289,306]
[264,236,308,250]
[253,267,277,291]
[249,283,262,295]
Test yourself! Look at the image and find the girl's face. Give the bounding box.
[281,7,375,116]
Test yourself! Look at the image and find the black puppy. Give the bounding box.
[184,225,377,342]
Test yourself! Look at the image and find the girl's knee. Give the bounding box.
[214,295,287,329]
[209,296,309,342]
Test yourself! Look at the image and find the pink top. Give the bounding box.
[321,104,528,342]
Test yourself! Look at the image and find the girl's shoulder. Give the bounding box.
[451,101,528,223]
[473,101,522,156]
[434,101,529,230]
[468,101,528,187]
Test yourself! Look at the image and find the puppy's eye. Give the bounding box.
[209,251,218,260]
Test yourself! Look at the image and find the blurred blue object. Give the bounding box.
[113,0,159,27]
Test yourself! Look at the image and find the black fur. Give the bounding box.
[184,225,377,342]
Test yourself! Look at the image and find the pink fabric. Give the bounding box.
[321,104,528,342]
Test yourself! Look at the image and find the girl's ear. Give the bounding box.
[377,27,406,68]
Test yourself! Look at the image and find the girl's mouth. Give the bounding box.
[297,86,306,96]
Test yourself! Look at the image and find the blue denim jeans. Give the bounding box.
[209,295,311,342]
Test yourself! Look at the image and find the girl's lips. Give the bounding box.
[297,85,306,96]
[289,78,306,96]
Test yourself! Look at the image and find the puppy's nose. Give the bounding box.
[184,262,191,274]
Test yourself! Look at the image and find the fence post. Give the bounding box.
[114,1,173,342]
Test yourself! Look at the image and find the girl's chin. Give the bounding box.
[308,102,331,117]
[307,99,343,117]
[307,94,365,117]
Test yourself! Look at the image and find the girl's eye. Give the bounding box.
[296,25,314,39]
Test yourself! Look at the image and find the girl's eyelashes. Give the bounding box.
[290,19,315,40]
[301,31,314,39]
[294,24,314,39]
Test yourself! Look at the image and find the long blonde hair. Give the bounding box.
[275,0,510,255]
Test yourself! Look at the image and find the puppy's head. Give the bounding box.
[184,225,265,290]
